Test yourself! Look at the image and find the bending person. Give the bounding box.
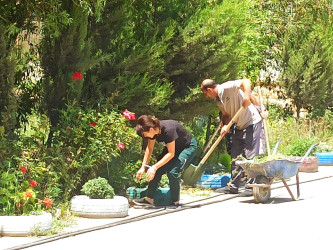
[133,115,197,207]
[201,78,262,196]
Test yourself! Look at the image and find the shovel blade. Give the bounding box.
[182,164,204,186]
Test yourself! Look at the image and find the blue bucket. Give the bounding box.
[196,174,231,189]
[315,152,333,165]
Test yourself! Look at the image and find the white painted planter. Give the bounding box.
[70,195,129,218]
[0,212,52,236]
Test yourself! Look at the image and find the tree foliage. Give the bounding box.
[278,0,333,117]
[0,0,332,147]
[0,23,17,137]
[282,26,333,117]
[40,3,91,126]
[79,0,263,121]
[254,0,333,117]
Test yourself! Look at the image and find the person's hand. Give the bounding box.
[242,96,251,108]
[260,110,269,119]
[220,125,230,135]
[146,166,157,182]
[136,166,145,181]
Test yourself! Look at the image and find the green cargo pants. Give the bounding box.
[146,137,197,203]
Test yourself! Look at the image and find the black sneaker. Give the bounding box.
[238,189,253,197]
[132,198,153,206]
[166,203,182,210]
[215,186,238,194]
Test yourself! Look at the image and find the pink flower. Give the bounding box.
[72,71,83,81]
[89,122,98,127]
[19,165,27,173]
[25,191,32,198]
[117,142,125,150]
[42,198,52,207]
[29,180,37,188]
[122,110,136,120]
[67,126,71,130]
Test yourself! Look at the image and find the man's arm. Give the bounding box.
[220,110,231,135]
[221,110,231,125]
[239,78,252,108]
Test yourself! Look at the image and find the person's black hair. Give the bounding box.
[135,115,160,137]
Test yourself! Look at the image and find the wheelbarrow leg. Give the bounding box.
[296,172,300,199]
[280,178,296,201]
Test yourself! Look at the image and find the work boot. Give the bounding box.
[132,197,154,206]
[215,186,238,194]
[166,202,183,210]
[238,189,253,197]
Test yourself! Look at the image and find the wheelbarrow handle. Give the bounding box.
[300,143,319,163]
[272,139,283,155]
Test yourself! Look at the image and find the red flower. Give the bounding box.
[67,126,71,130]
[29,180,37,188]
[89,122,98,127]
[25,191,32,198]
[72,71,83,81]
[19,165,27,173]
[122,110,136,120]
[117,142,125,150]
[42,198,52,207]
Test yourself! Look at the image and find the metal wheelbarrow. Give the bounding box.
[235,143,318,203]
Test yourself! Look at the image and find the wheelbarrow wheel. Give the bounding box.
[253,175,271,203]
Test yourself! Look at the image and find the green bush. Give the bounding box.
[50,104,142,197]
[13,113,66,207]
[267,103,293,121]
[203,154,231,174]
[284,137,318,156]
[268,113,333,157]
[81,177,115,199]
[0,106,143,210]
[0,160,53,215]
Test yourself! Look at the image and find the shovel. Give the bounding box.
[182,107,245,186]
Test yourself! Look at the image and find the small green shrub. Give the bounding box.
[81,177,115,199]
[284,137,318,156]
[267,103,293,121]
[203,153,231,174]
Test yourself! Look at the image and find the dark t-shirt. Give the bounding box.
[155,120,192,154]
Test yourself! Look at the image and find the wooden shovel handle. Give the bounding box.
[200,107,245,165]
[202,121,222,155]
